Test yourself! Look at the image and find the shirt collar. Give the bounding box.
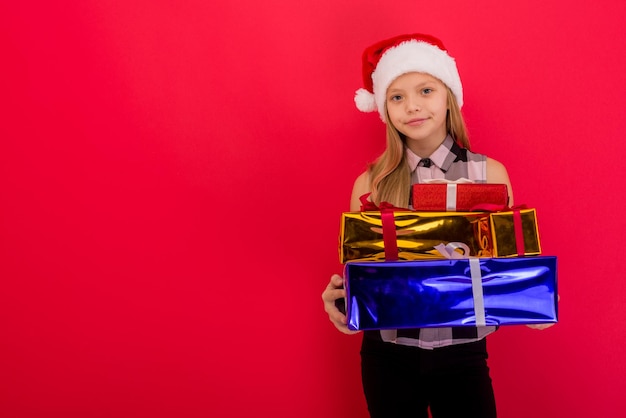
[405,135,460,173]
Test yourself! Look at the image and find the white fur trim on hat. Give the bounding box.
[372,40,463,117]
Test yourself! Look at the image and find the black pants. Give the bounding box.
[360,335,497,418]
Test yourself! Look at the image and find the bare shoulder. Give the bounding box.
[486,157,509,183]
[350,171,371,211]
[486,157,514,205]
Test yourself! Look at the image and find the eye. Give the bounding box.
[422,88,433,95]
[388,94,403,102]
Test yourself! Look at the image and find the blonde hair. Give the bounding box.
[368,87,470,207]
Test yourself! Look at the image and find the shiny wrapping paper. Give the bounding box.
[340,209,541,262]
[344,256,558,331]
[411,183,509,211]
[490,209,541,257]
[340,211,491,263]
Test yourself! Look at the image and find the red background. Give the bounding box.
[2,1,626,417]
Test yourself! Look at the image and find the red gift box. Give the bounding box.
[412,183,508,211]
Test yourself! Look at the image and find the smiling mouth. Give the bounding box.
[406,118,427,126]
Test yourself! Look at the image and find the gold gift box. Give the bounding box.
[339,209,541,263]
[340,211,492,263]
[490,209,541,257]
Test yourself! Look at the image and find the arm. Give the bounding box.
[349,171,371,211]
[321,172,371,334]
[486,157,514,206]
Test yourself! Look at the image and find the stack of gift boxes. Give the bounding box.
[338,183,558,331]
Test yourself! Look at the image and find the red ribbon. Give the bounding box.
[359,193,403,260]
[513,209,526,256]
[381,210,399,261]
[359,193,406,212]
[359,193,375,210]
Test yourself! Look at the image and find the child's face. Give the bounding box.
[385,72,449,150]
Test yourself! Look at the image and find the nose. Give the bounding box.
[406,94,422,112]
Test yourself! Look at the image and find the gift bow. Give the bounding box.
[358,193,405,212]
[435,243,486,327]
[433,242,471,259]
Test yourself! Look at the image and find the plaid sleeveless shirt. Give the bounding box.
[369,135,498,349]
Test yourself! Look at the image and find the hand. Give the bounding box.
[322,274,360,335]
[526,294,560,330]
[526,323,556,330]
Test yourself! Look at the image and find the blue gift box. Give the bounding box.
[344,256,558,331]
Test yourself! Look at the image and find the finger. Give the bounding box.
[335,323,361,335]
[322,287,346,303]
[328,309,347,325]
[324,298,347,321]
[527,323,556,330]
[323,295,348,322]
[329,312,361,335]
[329,274,344,288]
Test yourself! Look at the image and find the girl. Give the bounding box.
[322,33,552,418]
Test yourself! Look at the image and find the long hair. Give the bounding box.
[368,87,470,207]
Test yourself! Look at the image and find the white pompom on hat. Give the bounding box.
[355,33,463,121]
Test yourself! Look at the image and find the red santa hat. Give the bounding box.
[354,33,463,120]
